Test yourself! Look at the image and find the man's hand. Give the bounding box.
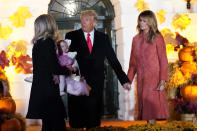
[123,83,131,91]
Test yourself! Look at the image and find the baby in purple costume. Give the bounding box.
[56,39,91,96]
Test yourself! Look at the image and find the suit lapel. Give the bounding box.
[92,30,99,54]
[79,29,98,55]
[78,29,90,54]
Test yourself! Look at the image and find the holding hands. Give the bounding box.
[123,82,131,91]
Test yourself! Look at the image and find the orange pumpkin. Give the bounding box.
[178,46,195,62]
[1,118,21,131]
[180,62,197,75]
[0,97,16,114]
[181,85,197,101]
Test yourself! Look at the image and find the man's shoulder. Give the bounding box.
[95,30,107,35]
[66,29,81,38]
[95,30,108,39]
[67,29,81,35]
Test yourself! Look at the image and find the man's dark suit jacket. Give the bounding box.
[65,29,130,128]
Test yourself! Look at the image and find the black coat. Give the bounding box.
[65,29,130,128]
[26,38,69,119]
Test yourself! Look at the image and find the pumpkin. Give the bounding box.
[180,62,197,75]
[178,46,195,62]
[181,85,197,101]
[1,118,21,131]
[0,97,16,114]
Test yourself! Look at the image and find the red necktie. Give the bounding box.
[87,33,92,53]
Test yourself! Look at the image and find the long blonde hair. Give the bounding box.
[32,14,59,44]
[137,10,160,43]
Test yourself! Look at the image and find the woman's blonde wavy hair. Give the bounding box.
[137,10,160,44]
[32,14,59,44]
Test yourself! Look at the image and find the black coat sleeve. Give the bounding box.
[65,32,76,52]
[105,35,130,85]
[43,38,70,75]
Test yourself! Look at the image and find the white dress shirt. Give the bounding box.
[84,29,94,46]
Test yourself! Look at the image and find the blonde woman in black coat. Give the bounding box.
[26,14,70,131]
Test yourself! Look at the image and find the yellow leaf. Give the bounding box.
[0,24,13,39]
[135,0,149,12]
[9,7,32,28]
[160,28,177,45]
[172,13,191,31]
[157,9,166,24]
[6,40,30,58]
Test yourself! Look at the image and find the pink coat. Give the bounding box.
[128,33,169,120]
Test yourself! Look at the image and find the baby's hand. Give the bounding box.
[80,77,85,81]
[72,67,77,72]
[85,83,91,96]
[66,65,74,72]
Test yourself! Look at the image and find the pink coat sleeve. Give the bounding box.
[156,34,168,81]
[127,38,137,83]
